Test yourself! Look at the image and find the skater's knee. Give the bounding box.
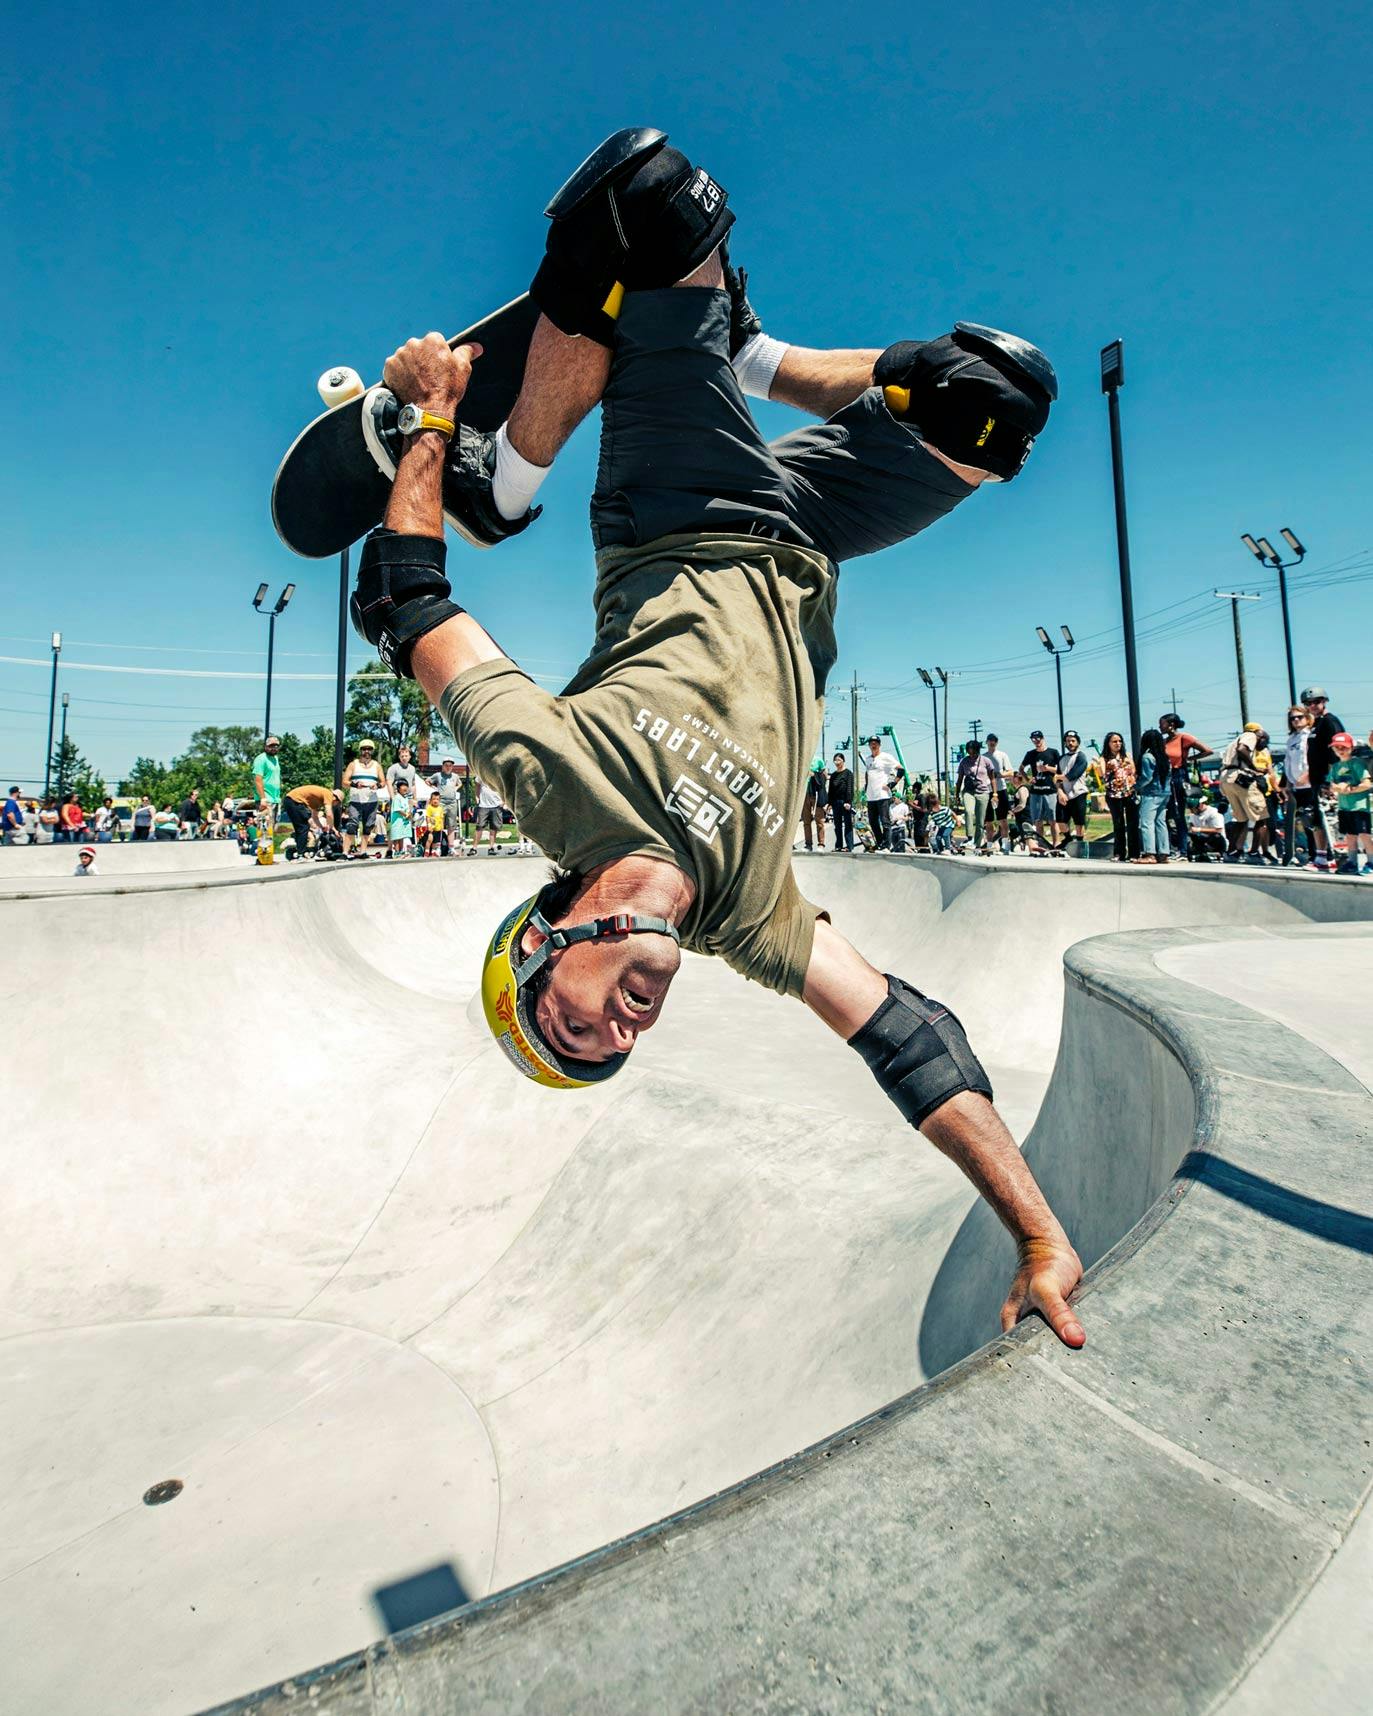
[531,127,734,344]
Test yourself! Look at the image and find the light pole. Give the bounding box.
[57,692,70,797]
[1035,624,1076,746]
[43,631,62,799]
[917,668,943,800]
[1214,591,1261,727]
[1101,340,1142,751]
[252,582,296,741]
[1241,528,1304,706]
[934,667,951,804]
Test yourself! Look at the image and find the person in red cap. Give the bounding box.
[73,844,99,878]
[1327,732,1371,876]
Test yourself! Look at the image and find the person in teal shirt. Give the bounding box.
[387,777,414,857]
[1327,732,1371,875]
[252,735,282,828]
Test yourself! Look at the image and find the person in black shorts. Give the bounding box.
[1019,732,1062,852]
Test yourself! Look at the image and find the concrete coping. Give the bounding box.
[206,920,1373,1715]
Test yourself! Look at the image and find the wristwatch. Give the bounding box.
[396,402,455,440]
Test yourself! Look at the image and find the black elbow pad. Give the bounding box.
[848,975,993,1127]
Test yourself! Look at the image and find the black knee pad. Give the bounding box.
[875,323,1057,481]
[531,127,734,345]
[848,975,993,1127]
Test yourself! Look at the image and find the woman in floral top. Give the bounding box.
[1101,731,1139,862]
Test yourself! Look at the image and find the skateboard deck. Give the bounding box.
[271,293,540,559]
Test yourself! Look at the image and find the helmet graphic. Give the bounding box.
[481,895,681,1090]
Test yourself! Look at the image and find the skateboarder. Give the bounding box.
[347,133,1083,1346]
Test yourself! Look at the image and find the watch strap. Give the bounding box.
[399,404,456,440]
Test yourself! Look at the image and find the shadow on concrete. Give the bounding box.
[371,1563,474,1636]
[1178,1152,1373,1254]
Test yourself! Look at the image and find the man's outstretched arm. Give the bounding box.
[803,916,1085,1347]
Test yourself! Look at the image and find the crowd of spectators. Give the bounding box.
[787,685,1371,874]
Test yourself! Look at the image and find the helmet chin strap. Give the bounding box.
[512,908,681,988]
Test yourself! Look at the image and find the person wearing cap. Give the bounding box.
[431,757,463,855]
[1301,686,1345,868]
[800,756,828,851]
[2,787,25,846]
[73,844,98,877]
[1158,713,1209,859]
[1018,731,1062,853]
[954,739,996,852]
[1216,723,1271,862]
[1326,732,1371,875]
[342,739,386,855]
[1056,731,1091,854]
[252,735,283,832]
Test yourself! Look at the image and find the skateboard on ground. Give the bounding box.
[271,293,541,559]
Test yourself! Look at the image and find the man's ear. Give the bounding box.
[519,922,549,961]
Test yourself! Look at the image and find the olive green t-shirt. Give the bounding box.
[440,532,839,997]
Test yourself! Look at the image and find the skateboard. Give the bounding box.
[271,293,541,559]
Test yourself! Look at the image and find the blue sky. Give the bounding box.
[3,0,1370,789]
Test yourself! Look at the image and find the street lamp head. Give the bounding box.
[1100,339,1124,393]
[1060,624,1075,649]
[917,668,934,688]
[1239,533,1264,561]
[252,583,269,610]
[51,631,62,652]
[1279,527,1305,559]
[61,692,70,708]
[1255,538,1280,565]
[1035,626,1053,652]
[275,583,297,615]
[934,666,949,684]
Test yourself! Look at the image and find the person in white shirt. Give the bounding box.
[73,844,99,877]
[862,735,904,851]
[983,732,1013,853]
[474,777,505,851]
[1187,796,1227,862]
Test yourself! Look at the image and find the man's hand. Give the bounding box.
[1001,1236,1086,1347]
[382,333,482,419]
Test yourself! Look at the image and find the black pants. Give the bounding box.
[1108,795,1139,860]
[283,798,314,855]
[1165,770,1189,856]
[831,801,854,850]
[591,291,974,562]
[869,798,893,849]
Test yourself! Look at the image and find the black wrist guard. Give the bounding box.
[848,975,993,1128]
[351,529,466,680]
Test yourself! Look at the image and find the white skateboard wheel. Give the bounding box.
[316,366,365,407]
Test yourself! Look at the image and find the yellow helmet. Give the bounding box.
[481,894,681,1089]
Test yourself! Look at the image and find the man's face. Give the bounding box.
[1304,697,1327,718]
[1065,735,1079,752]
[524,927,682,1062]
[868,739,880,754]
[1032,736,1045,750]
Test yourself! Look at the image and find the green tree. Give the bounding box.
[277,725,339,793]
[50,736,107,809]
[344,660,452,763]
[122,755,169,799]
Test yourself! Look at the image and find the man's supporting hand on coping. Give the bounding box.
[804,917,1085,1349]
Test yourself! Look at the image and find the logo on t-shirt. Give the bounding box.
[665,774,734,846]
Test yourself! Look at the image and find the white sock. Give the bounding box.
[491,423,551,521]
[731,332,789,401]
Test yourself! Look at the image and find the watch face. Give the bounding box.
[397,403,421,435]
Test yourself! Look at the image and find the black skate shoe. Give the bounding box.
[442,424,540,550]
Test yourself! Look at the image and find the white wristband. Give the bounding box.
[731,333,789,401]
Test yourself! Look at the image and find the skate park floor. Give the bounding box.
[1,849,1369,1714]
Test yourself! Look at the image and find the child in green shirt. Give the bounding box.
[1327,733,1371,875]
[387,777,414,858]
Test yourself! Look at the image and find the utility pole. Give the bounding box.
[1241,528,1305,706]
[57,692,70,797]
[1101,340,1142,751]
[1170,686,1179,718]
[1214,590,1261,727]
[850,671,861,770]
[968,718,983,745]
[936,667,951,805]
[43,631,62,800]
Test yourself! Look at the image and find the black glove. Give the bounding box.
[351,529,466,680]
